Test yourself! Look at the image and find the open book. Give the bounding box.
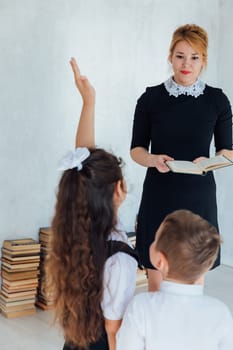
[166,155,233,175]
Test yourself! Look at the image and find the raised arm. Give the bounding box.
[69,57,96,148]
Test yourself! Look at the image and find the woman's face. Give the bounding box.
[170,40,204,86]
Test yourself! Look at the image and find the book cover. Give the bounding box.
[2,278,38,287]
[0,290,36,300]
[3,239,40,251]
[1,247,40,257]
[2,265,38,273]
[2,283,38,293]
[1,259,40,270]
[0,307,36,318]
[1,270,38,281]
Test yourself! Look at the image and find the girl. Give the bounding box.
[47,58,138,350]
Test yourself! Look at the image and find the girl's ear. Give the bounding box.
[113,180,126,208]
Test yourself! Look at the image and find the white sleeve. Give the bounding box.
[116,295,145,350]
[101,252,137,320]
[219,307,233,349]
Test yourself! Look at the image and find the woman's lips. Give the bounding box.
[180,70,191,75]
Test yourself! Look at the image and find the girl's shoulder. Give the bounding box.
[108,220,130,243]
[106,222,138,265]
[102,226,138,320]
[107,220,139,267]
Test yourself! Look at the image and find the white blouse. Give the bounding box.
[101,222,138,320]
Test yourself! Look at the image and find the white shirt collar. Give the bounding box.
[164,76,206,98]
[160,280,204,296]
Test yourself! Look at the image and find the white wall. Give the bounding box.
[215,0,233,266]
[0,0,232,265]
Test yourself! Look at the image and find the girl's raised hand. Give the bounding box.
[69,57,95,105]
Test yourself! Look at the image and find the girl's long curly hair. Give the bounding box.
[46,148,123,348]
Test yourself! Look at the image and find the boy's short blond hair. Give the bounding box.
[155,210,221,283]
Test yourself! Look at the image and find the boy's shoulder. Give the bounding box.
[132,290,232,314]
[131,291,155,308]
[202,294,232,314]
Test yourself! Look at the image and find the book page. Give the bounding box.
[199,155,232,170]
[166,160,203,174]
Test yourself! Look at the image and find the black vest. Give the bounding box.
[106,240,141,268]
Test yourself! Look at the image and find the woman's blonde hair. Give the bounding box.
[168,24,208,64]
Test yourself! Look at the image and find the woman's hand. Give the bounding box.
[193,156,208,163]
[130,147,173,172]
[69,57,95,106]
[216,149,233,160]
[151,154,174,173]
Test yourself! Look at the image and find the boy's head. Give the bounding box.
[150,210,221,284]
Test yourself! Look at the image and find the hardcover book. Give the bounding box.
[166,155,233,175]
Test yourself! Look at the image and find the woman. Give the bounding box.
[130,24,233,291]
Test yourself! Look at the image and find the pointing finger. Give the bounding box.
[70,57,81,78]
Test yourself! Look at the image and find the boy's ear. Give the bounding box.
[150,247,169,276]
[150,249,162,269]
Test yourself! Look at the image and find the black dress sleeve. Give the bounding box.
[130,89,151,150]
[214,89,233,152]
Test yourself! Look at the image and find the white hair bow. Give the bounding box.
[58,147,90,171]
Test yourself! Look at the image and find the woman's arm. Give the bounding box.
[130,90,173,173]
[105,318,122,350]
[69,57,95,148]
[213,89,232,158]
[130,147,173,173]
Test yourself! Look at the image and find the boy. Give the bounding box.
[117,209,233,349]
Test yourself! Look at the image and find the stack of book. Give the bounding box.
[127,231,136,248]
[0,239,40,318]
[136,268,147,289]
[36,227,54,310]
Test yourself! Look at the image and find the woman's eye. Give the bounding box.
[176,55,184,59]
[192,56,199,60]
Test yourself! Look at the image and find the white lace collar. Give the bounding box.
[164,77,205,98]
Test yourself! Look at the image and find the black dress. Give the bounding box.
[131,83,233,269]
